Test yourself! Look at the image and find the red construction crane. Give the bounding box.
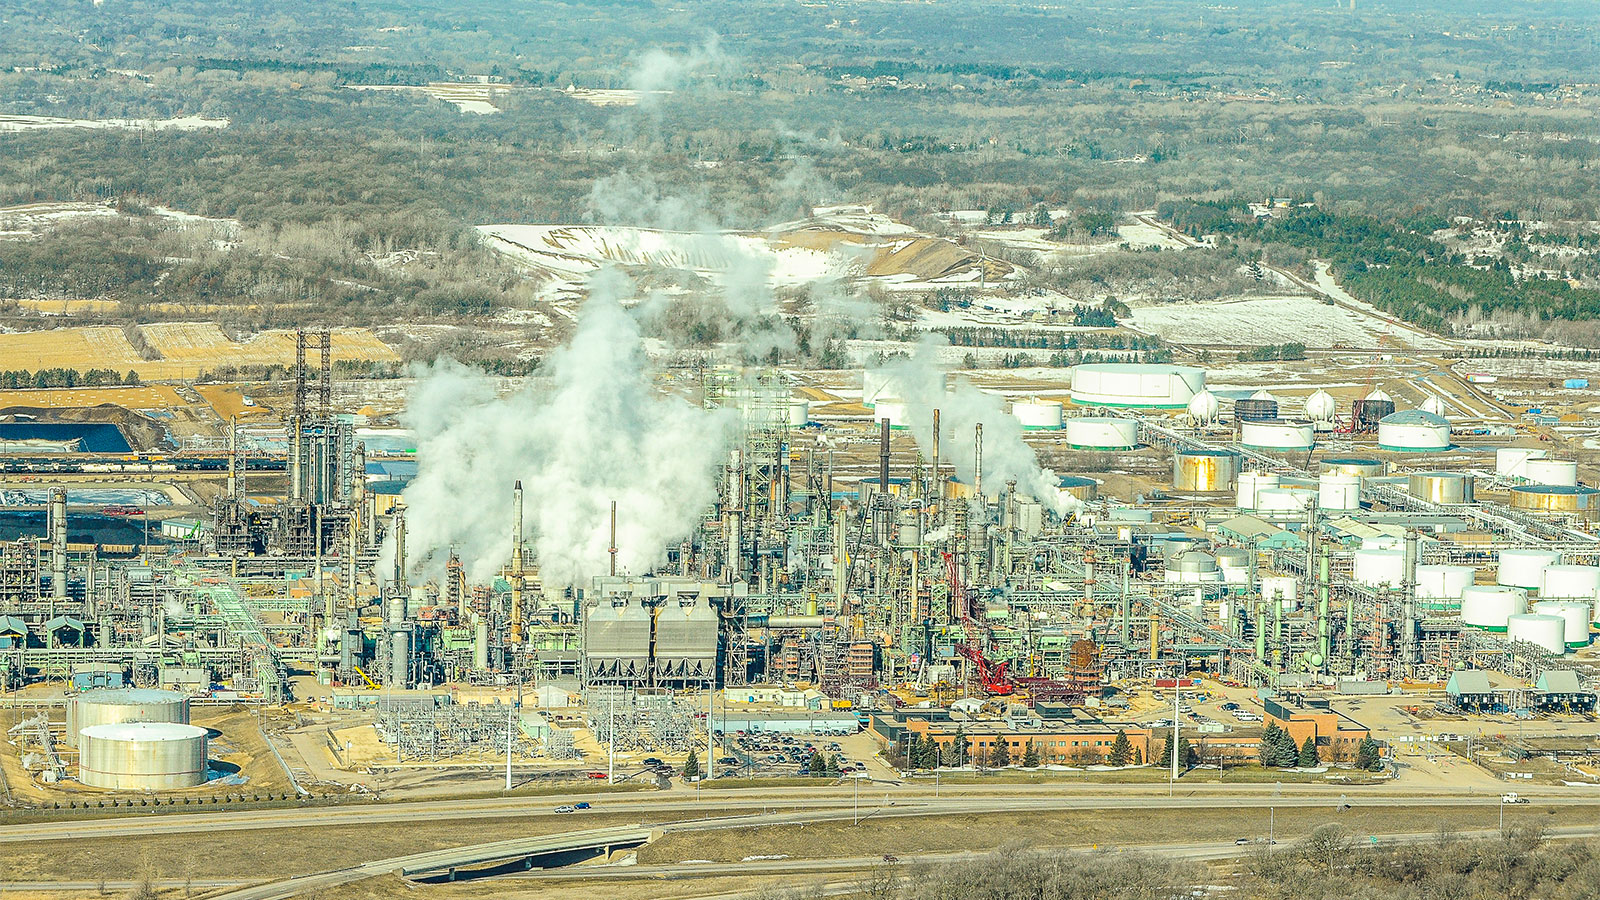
[943,551,1014,696]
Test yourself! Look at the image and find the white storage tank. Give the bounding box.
[78,722,208,790]
[1256,487,1316,516]
[1011,398,1064,430]
[1187,390,1220,424]
[1540,565,1600,602]
[1235,471,1281,510]
[1071,363,1206,409]
[1496,447,1548,478]
[1317,472,1362,511]
[1215,548,1251,584]
[1497,548,1560,589]
[1353,548,1405,588]
[67,688,190,748]
[872,398,912,430]
[1377,410,1451,452]
[1304,390,1337,423]
[1165,550,1223,584]
[1240,419,1315,451]
[1531,601,1592,648]
[1260,575,1299,611]
[1524,459,1579,487]
[1064,417,1139,450]
[1505,613,1567,655]
[787,399,811,427]
[1416,565,1475,613]
[1460,585,1528,632]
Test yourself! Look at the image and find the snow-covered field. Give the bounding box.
[0,114,227,132]
[478,224,842,286]
[1130,294,1432,348]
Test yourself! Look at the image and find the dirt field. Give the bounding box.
[0,385,186,411]
[0,325,397,380]
[195,384,275,422]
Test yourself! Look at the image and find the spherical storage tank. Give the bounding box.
[1187,390,1220,424]
[1071,363,1206,409]
[1012,398,1063,430]
[1378,410,1451,452]
[1353,549,1405,588]
[1531,601,1591,648]
[1461,585,1528,631]
[1305,390,1337,423]
[1235,471,1281,510]
[1407,472,1474,504]
[1497,548,1560,589]
[1240,419,1315,451]
[1416,565,1475,613]
[1065,417,1139,450]
[1172,448,1239,491]
[1506,613,1567,655]
[1524,459,1579,487]
[67,688,189,748]
[1318,472,1362,511]
[78,722,208,790]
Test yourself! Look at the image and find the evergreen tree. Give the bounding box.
[683,750,700,779]
[1298,736,1320,768]
[1134,748,1143,766]
[951,726,969,767]
[1022,740,1040,768]
[991,739,1012,768]
[1355,738,1383,771]
[1108,730,1132,767]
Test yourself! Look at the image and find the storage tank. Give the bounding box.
[1304,390,1337,423]
[1319,457,1386,477]
[1318,473,1362,511]
[787,399,811,427]
[1496,447,1548,478]
[1353,390,1396,431]
[1505,613,1566,655]
[1215,547,1251,584]
[1172,448,1239,491]
[1353,549,1405,588]
[1165,551,1222,584]
[1235,471,1281,510]
[1065,417,1139,450]
[1378,410,1451,452]
[1011,398,1064,430]
[862,370,897,407]
[67,688,190,749]
[1256,487,1315,515]
[1261,575,1299,611]
[1407,472,1474,504]
[1531,601,1592,648]
[1420,395,1447,416]
[1187,391,1219,424]
[872,398,912,429]
[1497,548,1560,589]
[1057,475,1098,502]
[653,595,719,683]
[1416,565,1475,613]
[1353,548,1406,587]
[1070,363,1206,409]
[78,722,208,790]
[1232,398,1279,423]
[1240,419,1315,451]
[1460,585,1528,631]
[1524,459,1579,487]
[1540,565,1600,603]
[1509,484,1600,517]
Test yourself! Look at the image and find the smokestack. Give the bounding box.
[973,423,984,500]
[226,418,238,501]
[392,503,407,588]
[50,486,67,602]
[878,418,890,496]
[930,408,941,501]
[609,500,618,577]
[510,481,525,645]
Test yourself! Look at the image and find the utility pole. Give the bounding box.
[608,689,615,785]
[1169,679,1180,795]
[505,699,514,791]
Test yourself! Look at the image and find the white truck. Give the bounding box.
[1501,792,1528,804]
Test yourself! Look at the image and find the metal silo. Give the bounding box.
[67,688,190,748]
[652,593,719,684]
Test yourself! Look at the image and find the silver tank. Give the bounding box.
[78,722,208,790]
[67,688,189,748]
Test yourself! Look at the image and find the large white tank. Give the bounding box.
[1071,363,1206,409]
[1164,551,1223,584]
[1304,390,1337,423]
[1496,447,1548,478]
[1012,398,1064,430]
[1317,473,1362,511]
[1505,613,1567,655]
[1065,417,1139,450]
[1261,575,1299,611]
[1532,601,1592,648]
[788,399,810,427]
[1353,549,1405,588]
[1460,585,1528,631]
[78,722,208,790]
[1215,548,1251,584]
[1240,419,1315,451]
[1540,565,1600,602]
[1377,410,1451,452]
[1420,395,1447,416]
[1256,487,1315,515]
[872,398,912,429]
[1524,459,1579,487]
[1235,471,1281,510]
[67,688,190,748]
[1187,390,1220,424]
[1416,565,1475,612]
[1497,548,1560,589]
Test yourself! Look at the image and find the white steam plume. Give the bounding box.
[628,35,730,103]
[390,269,738,590]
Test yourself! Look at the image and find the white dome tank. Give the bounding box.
[1071,363,1206,409]
[1497,548,1560,589]
[1317,472,1362,511]
[872,398,912,429]
[1506,613,1567,655]
[1377,410,1451,452]
[1420,395,1447,416]
[1187,390,1220,424]
[1353,549,1405,588]
[1235,471,1281,510]
[1304,390,1337,423]
[78,722,209,790]
[1540,565,1600,602]
[1524,458,1578,486]
[1260,575,1298,611]
[1461,585,1528,631]
[1256,487,1315,515]
[1532,601,1592,648]
[1496,447,1548,478]
[1064,417,1138,450]
[1365,389,1392,403]
[1240,419,1315,450]
[1012,398,1064,430]
[1250,389,1277,402]
[1416,564,1475,612]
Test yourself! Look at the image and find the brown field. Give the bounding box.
[0,324,397,380]
[14,299,122,315]
[195,384,276,421]
[0,385,186,411]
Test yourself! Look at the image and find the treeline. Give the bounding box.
[936,328,1161,351]
[0,368,140,388]
[1239,342,1307,361]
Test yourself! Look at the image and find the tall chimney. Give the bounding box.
[392,503,407,588]
[973,423,984,500]
[878,418,890,495]
[609,500,619,577]
[510,480,525,645]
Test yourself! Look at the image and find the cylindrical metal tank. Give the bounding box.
[78,722,208,790]
[1241,419,1315,450]
[1318,473,1362,511]
[1524,459,1579,487]
[872,398,912,429]
[1509,484,1600,517]
[1540,565,1600,602]
[1353,549,1405,588]
[1064,417,1139,450]
[67,688,190,748]
[1235,471,1281,510]
[1256,487,1315,515]
[1012,399,1064,430]
[1165,550,1222,584]
[1416,565,1475,613]
[1532,601,1592,648]
[1261,575,1299,611]
[1378,410,1451,452]
[1496,447,1548,478]
[1505,613,1566,654]
[1232,398,1279,423]
[1173,449,1239,491]
[1354,393,1396,430]
[1407,472,1474,504]
[1070,363,1206,409]
[1497,548,1560,589]
[1215,547,1251,584]
[1320,457,1386,477]
[1461,585,1528,631]
[1057,475,1097,502]
[787,399,810,427]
